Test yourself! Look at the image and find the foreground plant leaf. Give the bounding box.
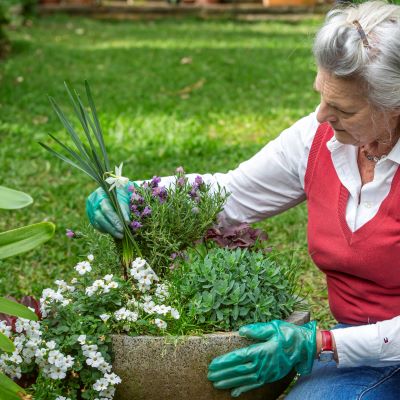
[0,372,25,400]
[0,298,38,321]
[0,187,33,210]
[0,331,14,353]
[0,222,55,260]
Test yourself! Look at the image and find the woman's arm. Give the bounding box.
[161,110,320,226]
[331,316,400,367]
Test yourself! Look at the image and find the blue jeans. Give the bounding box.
[286,324,400,400]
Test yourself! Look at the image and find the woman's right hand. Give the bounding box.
[86,184,132,239]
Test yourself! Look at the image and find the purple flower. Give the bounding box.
[141,206,152,217]
[66,229,75,238]
[127,184,136,193]
[130,220,143,231]
[175,166,185,175]
[150,176,161,188]
[152,186,168,203]
[177,177,185,187]
[131,192,144,204]
[170,253,178,260]
[194,176,203,186]
[189,187,199,200]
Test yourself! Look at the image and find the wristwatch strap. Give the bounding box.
[321,330,333,352]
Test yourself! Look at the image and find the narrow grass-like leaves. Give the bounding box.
[40,82,141,273]
[85,80,110,171]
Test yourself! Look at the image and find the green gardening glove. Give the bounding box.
[208,320,317,398]
[86,182,137,239]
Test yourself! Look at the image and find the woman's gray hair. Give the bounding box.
[313,0,400,110]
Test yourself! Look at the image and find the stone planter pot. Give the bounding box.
[112,310,310,400]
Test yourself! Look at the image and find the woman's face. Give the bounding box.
[314,68,400,147]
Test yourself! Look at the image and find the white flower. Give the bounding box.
[93,377,109,391]
[87,254,94,261]
[98,360,112,374]
[104,274,113,282]
[131,257,146,270]
[104,372,122,385]
[49,365,67,380]
[77,335,86,345]
[155,283,169,300]
[170,308,180,320]
[105,163,129,191]
[154,318,167,329]
[86,351,104,368]
[46,340,56,350]
[114,308,138,322]
[82,344,98,357]
[56,397,71,400]
[75,261,92,275]
[152,304,171,316]
[100,314,111,322]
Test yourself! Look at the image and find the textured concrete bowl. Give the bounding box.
[112,310,310,400]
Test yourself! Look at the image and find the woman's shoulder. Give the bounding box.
[275,105,320,154]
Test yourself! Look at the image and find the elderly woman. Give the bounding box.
[87,1,400,398]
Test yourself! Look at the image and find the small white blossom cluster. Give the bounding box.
[75,254,94,275]
[127,259,180,330]
[40,288,71,318]
[0,319,74,381]
[130,257,159,292]
[39,340,75,380]
[114,307,138,322]
[79,338,121,399]
[86,274,119,297]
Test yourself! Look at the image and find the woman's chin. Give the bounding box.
[334,129,357,145]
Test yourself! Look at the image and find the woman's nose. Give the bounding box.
[316,102,338,124]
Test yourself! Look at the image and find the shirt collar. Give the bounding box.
[325,128,400,165]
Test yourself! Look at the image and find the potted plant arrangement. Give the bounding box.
[0,83,309,400]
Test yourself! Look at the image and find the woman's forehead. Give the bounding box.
[314,69,366,107]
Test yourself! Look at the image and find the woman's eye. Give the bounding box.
[337,109,355,116]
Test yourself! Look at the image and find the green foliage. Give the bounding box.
[130,172,228,274]
[171,247,303,332]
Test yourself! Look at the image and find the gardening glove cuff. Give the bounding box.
[292,320,317,375]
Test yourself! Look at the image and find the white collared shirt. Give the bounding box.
[160,105,400,367]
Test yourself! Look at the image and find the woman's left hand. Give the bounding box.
[207,320,317,397]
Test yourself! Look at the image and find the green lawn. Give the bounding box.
[0,14,335,328]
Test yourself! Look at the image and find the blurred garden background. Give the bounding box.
[0,0,338,330]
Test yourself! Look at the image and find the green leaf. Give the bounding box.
[0,332,14,353]
[0,372,25,400]
[85,81,110,170]
[0,297,38,320]
[0,186,33,210]
[0,222,55,260]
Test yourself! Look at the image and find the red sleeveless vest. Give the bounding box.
[305,122,400,325]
